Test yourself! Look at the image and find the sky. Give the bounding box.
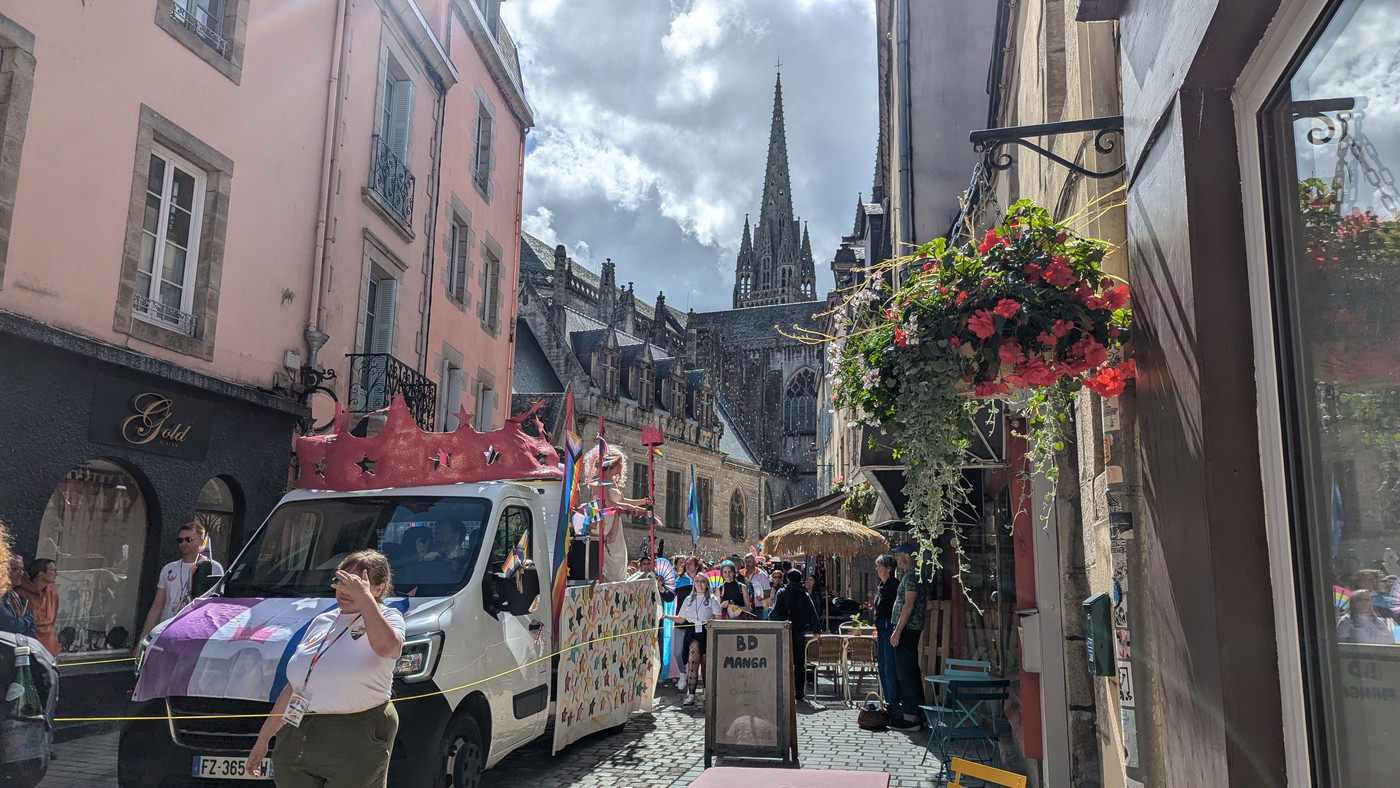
[500,0,878,314]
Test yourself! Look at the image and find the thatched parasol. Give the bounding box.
[761,515,891,558]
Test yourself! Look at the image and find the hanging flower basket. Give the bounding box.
[823,199,1134,578]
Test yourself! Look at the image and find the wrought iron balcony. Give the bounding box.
[370,134,415,226]
[171,2,230,58]
[133,293,199,337]
[346,353,437,430]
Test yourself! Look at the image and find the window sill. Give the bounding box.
[154,3,242,85]
[118,310,215,361]
[443,292,468,313]
[362,187,416,243]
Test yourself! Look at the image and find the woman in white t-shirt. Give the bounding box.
[247,550,405,786]
[664,576,721,707]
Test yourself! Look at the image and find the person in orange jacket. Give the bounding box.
[18,558,60,657]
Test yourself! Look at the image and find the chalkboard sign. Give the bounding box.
[703,620,799,768]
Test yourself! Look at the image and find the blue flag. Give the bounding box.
[687,465,699,549]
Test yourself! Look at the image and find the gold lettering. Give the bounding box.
[121,393,179,446]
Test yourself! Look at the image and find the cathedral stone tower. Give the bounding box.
[733,74,817,309]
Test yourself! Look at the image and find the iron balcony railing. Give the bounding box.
[133,293,199,337]
[171,2,230,58]
[370,134,415,226]
[346,353,437,430]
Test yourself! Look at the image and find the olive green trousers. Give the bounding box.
[270,701,398,788]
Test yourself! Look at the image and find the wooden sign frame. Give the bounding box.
[703,620,799,768]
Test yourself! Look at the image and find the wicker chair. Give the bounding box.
[843,636,880,703]
[805,635,847,698]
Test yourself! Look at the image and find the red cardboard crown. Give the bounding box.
[293,395,562,491]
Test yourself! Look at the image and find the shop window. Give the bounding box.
[194,477,237,564]
[1262,1,1400,783]
[35,460,148,659]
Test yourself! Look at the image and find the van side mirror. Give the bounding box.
[484,567,541,616]
[191,561,222,597]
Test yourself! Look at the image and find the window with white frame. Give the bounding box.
[372,54,414,223]
[134,146,206,336]
[448,218,471,303]
[473,379,496,431]
[361,272,396,355]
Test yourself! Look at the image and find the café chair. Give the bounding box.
[947,757,1026,788]
[920,678,1010,770]
[805,635,847,698]
[843,635,880,703]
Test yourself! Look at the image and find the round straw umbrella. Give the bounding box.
[761,515,890,558]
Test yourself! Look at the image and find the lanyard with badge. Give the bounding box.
[284,614,362,728]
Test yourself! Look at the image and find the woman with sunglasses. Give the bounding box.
[663,569,721,706]
[246,550,404,786]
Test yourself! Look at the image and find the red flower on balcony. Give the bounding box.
[1043,260,1076,288]
[994,299,1020,318]
[968,310,997,339]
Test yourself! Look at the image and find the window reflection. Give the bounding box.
[1275,0,1400,783]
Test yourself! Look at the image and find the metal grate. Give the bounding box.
[346,352,438,430]
[170,3,230,58]
[166,696,271,752]
[134,293,199,337]
[371,134,416,225]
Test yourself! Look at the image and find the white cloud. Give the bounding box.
[662,0,744,59]
[521,206,559,245]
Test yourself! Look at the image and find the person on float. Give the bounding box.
[135,521,223,651]
[247,550,404,786]
[582,444,651,583]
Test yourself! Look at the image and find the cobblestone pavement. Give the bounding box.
[35,681,949,787]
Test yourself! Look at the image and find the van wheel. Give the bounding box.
[440,713,485,788]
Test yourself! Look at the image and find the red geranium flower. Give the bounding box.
[923,262,935,273]
[968,310,996,339]
[975,380,1011,398]
[1014,357,1058,387]
[956,290,968,305]
[1043,260,1076,288]
[1084,366,1127,397]
[893,327,908,348]
[1037,332,1056,347]
[1099,284,1129,310]
[976,230,1010,255]
[1024,263,1043,282]
[998,339,1022,365]
[948,336,962,347]
[993,299,1020,318]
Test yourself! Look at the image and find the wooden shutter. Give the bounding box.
[370,277,396,354]
[480,387,496,431]
[388,79,412,161]
[452,224,469,300]
[486,257,500,331]
[444,365,464,430]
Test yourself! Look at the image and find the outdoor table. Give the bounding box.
[689,767,890,787]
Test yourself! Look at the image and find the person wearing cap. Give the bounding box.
[887,543,927,731]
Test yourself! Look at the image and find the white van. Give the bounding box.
[118,477,607,788]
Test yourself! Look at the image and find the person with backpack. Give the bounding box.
[769,568,819,702]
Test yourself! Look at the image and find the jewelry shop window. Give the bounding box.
[35,460,149,658]
[1263,0,1400,782]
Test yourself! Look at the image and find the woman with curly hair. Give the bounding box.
[582,444,650,583]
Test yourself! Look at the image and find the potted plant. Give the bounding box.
[822,200,1134,577]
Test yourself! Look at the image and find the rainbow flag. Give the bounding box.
[502,528,529,577]
[552,394,583,648]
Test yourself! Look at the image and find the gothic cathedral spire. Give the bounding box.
[733,73,817,309]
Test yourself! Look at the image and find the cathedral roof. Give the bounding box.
[691,302,823,342]
[715,398,758,466]
[521,232,688,333]
[511,319,564,394]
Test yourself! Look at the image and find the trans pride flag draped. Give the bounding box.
[552,394,584,649]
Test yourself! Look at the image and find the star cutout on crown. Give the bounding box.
[314,459,327,477]
[484,445,501,465]
[430,449,452,470]
[355,455,376,475]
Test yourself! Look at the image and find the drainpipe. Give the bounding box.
[418,72,447,377]
[306,0,354,368]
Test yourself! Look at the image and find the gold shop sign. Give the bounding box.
[89,375,212,460]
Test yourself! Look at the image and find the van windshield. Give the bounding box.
[222,496,492,599]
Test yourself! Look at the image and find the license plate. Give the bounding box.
[191,755,272,780]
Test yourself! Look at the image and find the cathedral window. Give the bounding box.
[783,368,817,434]
[780,267,793,289]
[597,350,619,398]
[636,364,654,409]
[729,489,745,539]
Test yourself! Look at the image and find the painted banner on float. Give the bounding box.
[132,596,410,703]
[552,579,660,753]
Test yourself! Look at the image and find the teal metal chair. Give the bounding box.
[919,678,1010,776]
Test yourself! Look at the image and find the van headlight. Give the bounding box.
[395,632,443,683]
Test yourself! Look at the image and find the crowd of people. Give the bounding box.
[1335,566,1400,645]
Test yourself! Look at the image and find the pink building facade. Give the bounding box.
[0,0,528,720]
